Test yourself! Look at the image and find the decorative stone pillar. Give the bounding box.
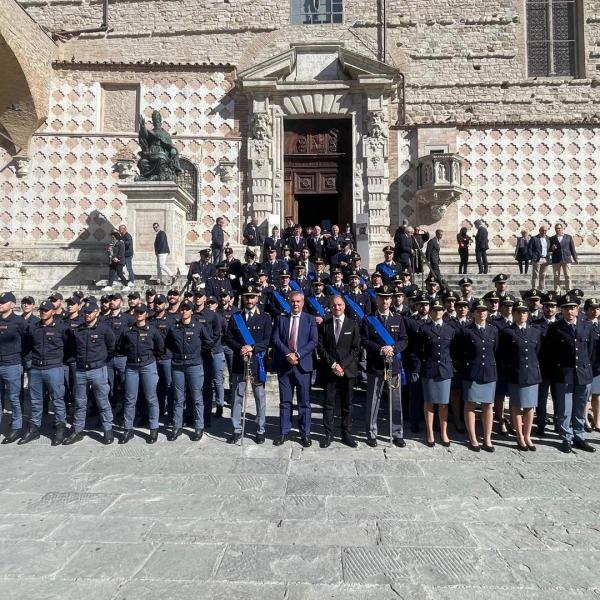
[248,98,274,225]
[362,108,390,246]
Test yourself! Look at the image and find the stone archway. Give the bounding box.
[0,0,56,165]
[238,43,401,251]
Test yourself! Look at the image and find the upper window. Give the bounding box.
[176,158,199,221]
[527,0,579,77]
[291,0,343,25]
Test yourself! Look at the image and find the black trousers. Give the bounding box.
[458,249,469,274]
[475,250,488,274]
[323,375,355,437]
[109,262,128,285]
[429,261,442,283]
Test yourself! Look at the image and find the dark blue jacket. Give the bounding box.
[267,286,293,318]
[345,289,372,319]
[193,307,221,354]
[498,324,543,386]
[548,233,577,264]
[187,261,216,283]
[271,312,318,374]
[475,225,489,251]
[150,312,176,359]
[0,312,29,366]
[120,324,164,367]
[71,320,116,370]
[243,223,263,246]
[206,276,234,299]
[105,312,135,357]
[211,224,224,250]
[361,312,408,375]
[375,261,401,285]
[546,318,594,385]
[528,234,549,262]
[154,230,170,254]
[166,319,207,366]
[63,314,84,363]
[262,259,286,284]
[122,232,134,258]
[458,323,499,383]
[224,308,272,376]
[414,321,457,380]
[27,319,70,369]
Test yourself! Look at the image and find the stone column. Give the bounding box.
[119,182,194,280]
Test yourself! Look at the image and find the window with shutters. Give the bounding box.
[291,0,343,25]
[527,0,580,77]
[176,158,199,221]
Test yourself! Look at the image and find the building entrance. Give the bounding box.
[283,118,352,231]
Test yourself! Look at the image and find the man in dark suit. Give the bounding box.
[271,291,318,446]
[243,217,264,261]
[210,217,225,265]
[548,223,578,293]
[528,225,550,290]
[394,227,413,271]
[263,226,283,258]
[287,225,307,259]
[317,295,361,448]
[474,220,489,274]
[425,229,443,283]
[307,225,325,262]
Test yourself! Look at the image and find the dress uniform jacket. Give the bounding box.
[206,276,234,299]
[360,313,408,375]
[498,324,543,386]
[71,321,116,370]
[414,321,457,380]
[150,313,176,359]
[0,312,29,366]
[166,320,207,367]
[267,286,293,317]
[187,261,216,284]
[262,259,286,284]
[545,319,594,385]
[375,261,401,285]
[458,323,499,383]
[26,319,70,369]
[193,307,221,354]
[224,309,272,377]
[119,324,165,367]
[345,289,372,318]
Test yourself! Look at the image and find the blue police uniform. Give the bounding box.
[63,314,84,410]
[414,321,457,404]
[166,319,208,432]
[120,323,165,432]
[206,276,234,299]
[105,311,135,412]
[375,261,401,285]
[459,323,499,403]
[345,289,372,319]
[361,312,408,442]
[150,311,176,420]
[217,305,239,380]
[224,308,272,436]
[267,286,293,318]
[0,312,28,433]
[531,316,558,434]
[187,260,216,285]
[546,318,594,444]
[499,323,543,409]
[26,318,69,431]
[263,259,286,284]
[71,320,116,433]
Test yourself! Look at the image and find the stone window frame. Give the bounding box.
[525,0,585,78]
[99,82,141,134]
[290,0,343,25]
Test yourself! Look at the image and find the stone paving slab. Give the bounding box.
[1,400,600,598]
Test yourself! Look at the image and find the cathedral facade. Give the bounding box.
[1,0,599,286]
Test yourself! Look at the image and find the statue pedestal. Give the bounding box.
[119,182,194,280]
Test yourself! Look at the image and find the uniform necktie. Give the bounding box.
[334,318,341,343]
[571,323,577,336]
[289,315,298,352]
[435,323,442,333]
[246,311,252,322]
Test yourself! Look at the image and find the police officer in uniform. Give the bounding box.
[361,286,408,447]
[584,297,600,431]
[64,302,116,445]
[224,285,272,444]
[187,249,216,290]
[119,304,165,444]
[150,294,175,422]
[546,293,596,453]
[267,270,294,317]
[0,292,29,444]
[263,246,285,284]
[345,271,372,317]
[376,246,402,285]
[21,300,70,445]
[207,263,235,299]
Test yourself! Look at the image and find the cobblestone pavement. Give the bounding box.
[1,389,600,599]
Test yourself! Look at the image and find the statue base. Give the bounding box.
[119,182,194,280]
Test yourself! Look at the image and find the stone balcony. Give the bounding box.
[414,153,466,221]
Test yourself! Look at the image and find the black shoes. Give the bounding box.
[425,439,435,448]
[393,438,406,448]
[214,405,223,419]
[366,438,378,448]
[119,429,134,445]
[147,429,158,444]
[103,430,114,445]
[561,440,572,454]
[63,429,83,445]
[573,439,596,453]
[227,433,241,444]
[440,440,451,448]
[52,424,66,446]
[255,433,265,444]
[191,429,204,441]
[300,436,312,448]
[2,429,21,444]
[468,442,481,452]
[516,441,529,452]
[18,425,40,445]
[320,435,333,449]
[482,444,495,453]
[273,435,288,446]
[342,434,358,449]
[169,428,182,442]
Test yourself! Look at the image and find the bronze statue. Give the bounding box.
[136,110,182,181]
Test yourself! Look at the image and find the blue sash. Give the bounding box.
[343,294,365,320]
[379,263,396,280]
[290,280,302,292]
[327,285,342,296]
[366,315,406,384]
[271,290,291,315]
[367,288,377,302]
[307,296,326,317]
[231,312,266,383]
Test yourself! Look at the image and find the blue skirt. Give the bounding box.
[422,377,451,405]
[463,380,496,404]
[508,383,539,409]
[592,375,600,395]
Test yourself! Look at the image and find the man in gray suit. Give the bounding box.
[425,229,443,283]
[549,223,578,293]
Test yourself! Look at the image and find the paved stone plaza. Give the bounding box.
[1,390,600,600]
